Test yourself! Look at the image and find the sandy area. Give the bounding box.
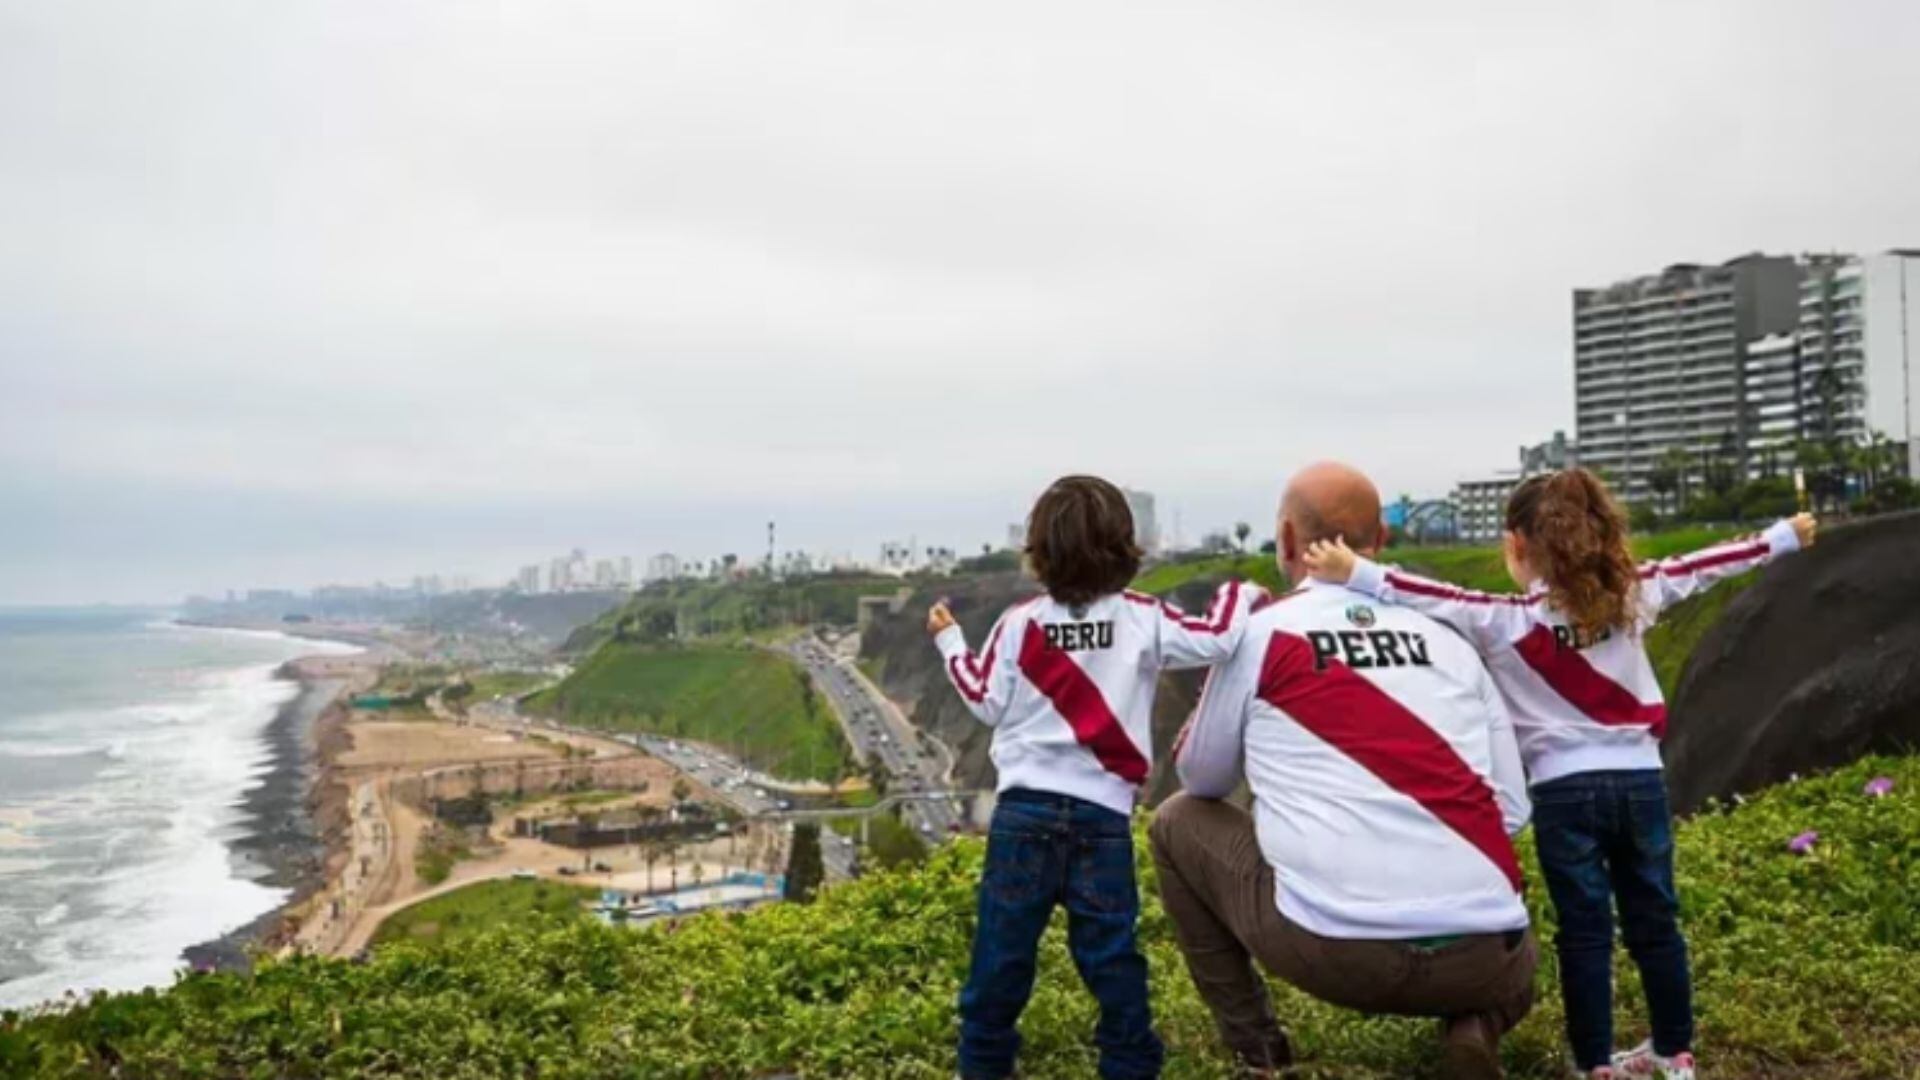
[336,720,562,771]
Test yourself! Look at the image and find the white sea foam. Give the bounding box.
[0,628,346,1010]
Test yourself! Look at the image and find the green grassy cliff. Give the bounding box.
[527,643,853,781]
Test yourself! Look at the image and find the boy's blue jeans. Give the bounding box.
[1532,769,1694,1071]
[958,787,1164,1080]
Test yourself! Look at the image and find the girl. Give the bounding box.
[1304,468,1815,1080]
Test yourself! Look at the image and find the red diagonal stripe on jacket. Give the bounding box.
[1259,632,1523,892]
[1017,622,1150,784]
[1512,625,1668,738]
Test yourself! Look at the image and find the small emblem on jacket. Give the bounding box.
[1345,604,1377,629]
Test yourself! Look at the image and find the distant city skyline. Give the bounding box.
[5,2,1918,605]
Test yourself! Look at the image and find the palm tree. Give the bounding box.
[1233,522,1252,552]
[1657,446,1692,516]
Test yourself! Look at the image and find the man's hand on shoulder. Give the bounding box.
[1303,537,1358,584]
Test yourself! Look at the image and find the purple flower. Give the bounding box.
[1788,830,1819,855]
[1865,777,1895,798]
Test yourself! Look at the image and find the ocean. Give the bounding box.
[0,610,358,1010]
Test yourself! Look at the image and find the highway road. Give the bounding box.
[787,636,964,842]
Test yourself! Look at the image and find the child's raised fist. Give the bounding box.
[1790,512,1819,549]
[927,601,957,636]
[1303,537,1358,584]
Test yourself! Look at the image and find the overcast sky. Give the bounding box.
[3,1,1917,604]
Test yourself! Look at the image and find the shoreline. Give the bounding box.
[181,650,371,973]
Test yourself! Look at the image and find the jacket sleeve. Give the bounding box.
[1480,675,1531,837]
[1150,580,1261,670]
[1346,557,1535,656]
[933,609,1021,727]
[1173,645,1258,798]
[1638,520,1801,619]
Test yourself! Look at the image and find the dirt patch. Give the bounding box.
[1665,511,1920,813]
[336,720,561,771]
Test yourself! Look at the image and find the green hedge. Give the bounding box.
[7,755,1916,1078]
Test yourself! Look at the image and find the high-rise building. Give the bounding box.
[1121,488,1159,553]
[645,553,681,583]
[1573,254,1802,502]
[1797,251,1919,476]
[514,565,542,593]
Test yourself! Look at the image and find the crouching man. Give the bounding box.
[1152,463,1537,1079]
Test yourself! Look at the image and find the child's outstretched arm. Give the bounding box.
[1141,579,1263,670]
[1638,514,1815,620]
[930,601,1020,726]
[1304,538,1535,656]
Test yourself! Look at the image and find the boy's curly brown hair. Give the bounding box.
[1023,475,1142,608]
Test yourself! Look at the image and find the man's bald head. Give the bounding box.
[1278,462,1386,577]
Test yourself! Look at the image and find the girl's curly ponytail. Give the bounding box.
[1505,468,1640,639]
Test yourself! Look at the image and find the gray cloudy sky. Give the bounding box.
[3,1,1917,604]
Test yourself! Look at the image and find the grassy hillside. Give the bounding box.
[564,572,905,654]
[373,879,597,949]
[7,754,1916,1078]
[526,643,853,781]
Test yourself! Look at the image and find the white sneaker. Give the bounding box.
[1613,1040,1695,1079]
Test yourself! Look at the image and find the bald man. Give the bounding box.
[1151,463,1537,1079]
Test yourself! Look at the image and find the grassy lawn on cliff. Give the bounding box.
[526,642,853,782]
[372,879,599,950]
[6,755,1916,1078]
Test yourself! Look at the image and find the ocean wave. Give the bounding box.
[0,739,117,760]
[157,620,365,658]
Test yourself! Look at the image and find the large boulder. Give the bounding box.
[1664,511,1920,813]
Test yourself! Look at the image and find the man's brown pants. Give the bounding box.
[1149,793,1537,1065]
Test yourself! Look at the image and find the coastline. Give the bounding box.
[181,651,371,972]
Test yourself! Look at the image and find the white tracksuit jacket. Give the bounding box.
[934,580,1257,817]
[1345,520,1802,785]
[1176,579,1533,940]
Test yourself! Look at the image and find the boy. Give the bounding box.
[931,474,1258,1080]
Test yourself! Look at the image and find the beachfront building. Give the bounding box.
[645,553,682,583]
[1448,430,1578,544]
[1796,251,1920,477]
[1451,477,1515,544]
[1122,488,1160,553]
[1742,332,1803,477]
[1573,254,1802,503]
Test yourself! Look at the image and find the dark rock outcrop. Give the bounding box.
[1664,511,1920,813]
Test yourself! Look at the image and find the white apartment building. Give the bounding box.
[514,565,542,593]
[1450,431,1578,544]
[1451,477,1516,544]
[1798,251,1918,476]
[1122,488,1160,553]
[645,553,682,583]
